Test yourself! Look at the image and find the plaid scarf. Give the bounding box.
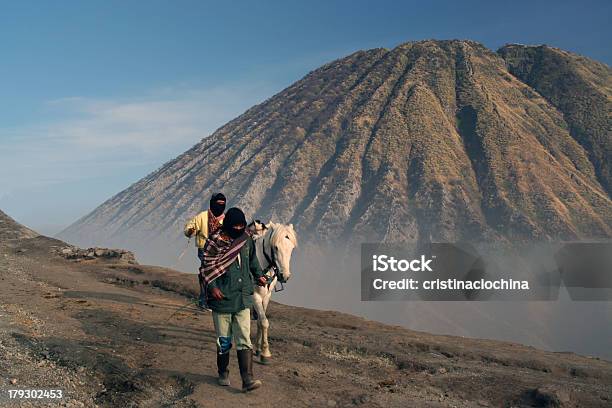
[199,232,249,285]
[208,211,224,236]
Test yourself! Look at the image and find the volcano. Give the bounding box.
[59,40,611,257]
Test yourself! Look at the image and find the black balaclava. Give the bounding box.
[209,193,226,217]
[222,207,247,239]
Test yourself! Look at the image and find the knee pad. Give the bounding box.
[217,336,232,354]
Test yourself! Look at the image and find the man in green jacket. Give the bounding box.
[199,207,267,391]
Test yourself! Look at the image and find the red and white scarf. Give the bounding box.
[199,232,248,285]
[207,211,224,236]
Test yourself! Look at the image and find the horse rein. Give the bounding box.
[261,233,285,292]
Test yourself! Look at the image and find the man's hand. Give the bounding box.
[256,276,268,287]
[210,287,225,301]
[186,228,195,237]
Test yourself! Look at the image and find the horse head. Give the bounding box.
[250,220,297,283]
[269,222,297,282]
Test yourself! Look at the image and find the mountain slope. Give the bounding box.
[0,209,38,240]
[59,40,611,257]
[498,44,612,197]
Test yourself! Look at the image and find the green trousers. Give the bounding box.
[212,308,252,354]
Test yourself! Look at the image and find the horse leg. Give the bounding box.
[252,292,265,357]
[260,287,273,361]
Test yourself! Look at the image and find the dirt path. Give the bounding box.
[1,236,611,407]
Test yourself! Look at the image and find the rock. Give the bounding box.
[58,245,137,264]
[534,385,572,407]
[10,378,17,384]
[352,395,370,405]
[437,367,447,374]
[327,400,337,407]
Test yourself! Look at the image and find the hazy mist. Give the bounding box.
[62,231,612,361]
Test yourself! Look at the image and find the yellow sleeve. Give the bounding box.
[184,216,197,237]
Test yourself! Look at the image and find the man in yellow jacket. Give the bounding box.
[184,192,226,308]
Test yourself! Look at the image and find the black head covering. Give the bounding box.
[221,207,247,239]
[209,193,226,217]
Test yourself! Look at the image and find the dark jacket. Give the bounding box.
[206,236,264,313]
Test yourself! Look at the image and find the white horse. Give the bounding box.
[248,220,297,364]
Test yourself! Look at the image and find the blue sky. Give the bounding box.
[0,0,610,235]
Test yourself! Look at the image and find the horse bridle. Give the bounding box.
[261,233,286,291]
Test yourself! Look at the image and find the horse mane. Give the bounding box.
[248,219,298,247]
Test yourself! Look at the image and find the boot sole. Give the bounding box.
[242,381,262,392]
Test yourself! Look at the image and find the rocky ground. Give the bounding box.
[1,234,611,407]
